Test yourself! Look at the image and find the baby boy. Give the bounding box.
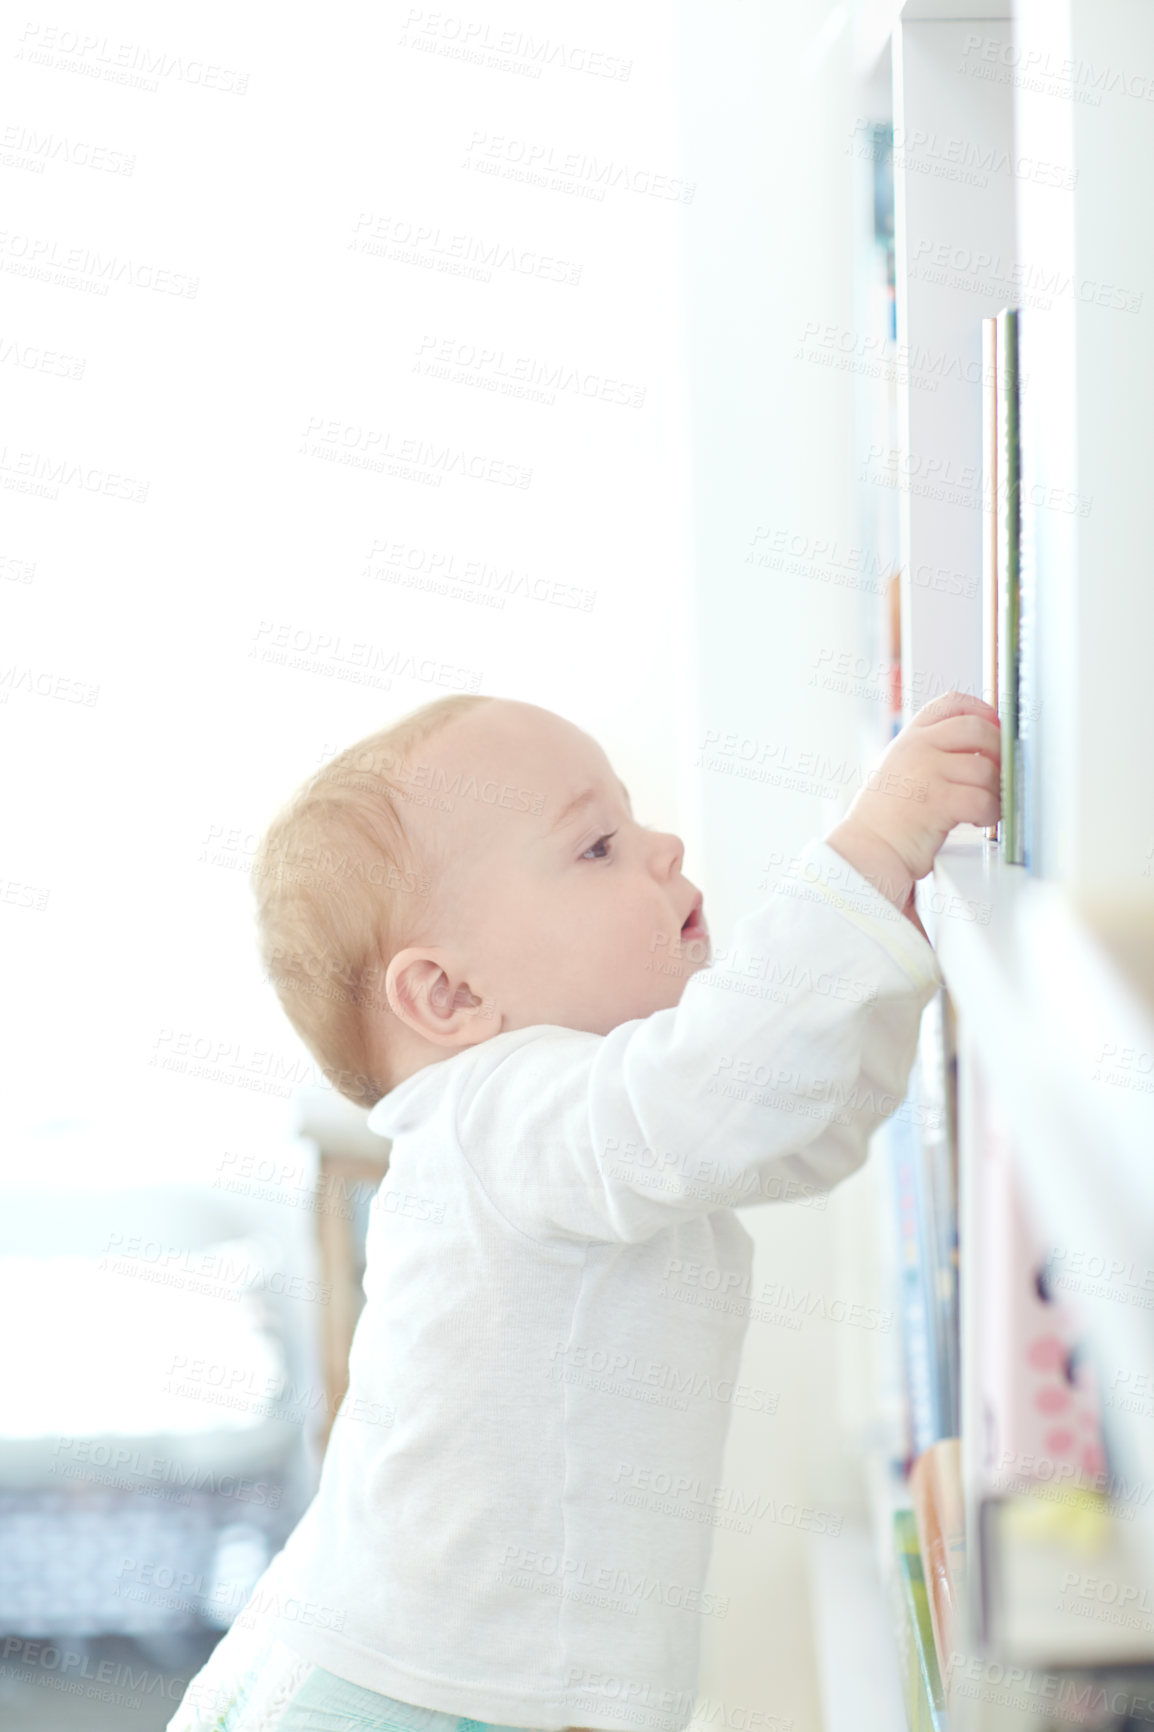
[172,688,999,1732]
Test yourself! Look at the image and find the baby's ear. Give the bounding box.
[428,974,480,1013]
[385,949,488,1046]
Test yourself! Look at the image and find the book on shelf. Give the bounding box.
[888,1096,944,1463]
[894,1506,950,1732]
[910,1438,966,1711]
[916,991,960,1439]
[1016,312,1039,874]
[885,990,960,1465]
[995,307,1023,864]
[888,567,902,740]
[879,995,1154,1693]
[972,1065,1154,1667]
[905,1437,1154,1728]
[981,317,998,842]
[983,306,1037,869]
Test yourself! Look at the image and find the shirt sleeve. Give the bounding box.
[453,837,944,1246]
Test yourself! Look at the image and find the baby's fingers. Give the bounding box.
[948,785,1001,827]
[941,751,1001,791]
[910,690,999,730]
[921,715,1002,763]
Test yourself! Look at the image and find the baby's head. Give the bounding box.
[253,695,709,1109]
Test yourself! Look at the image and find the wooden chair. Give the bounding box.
[294,1088,390,1451]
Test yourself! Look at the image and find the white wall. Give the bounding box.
[1,0,695,1170]
[3,4,886,1725]
[674,6,890,1728]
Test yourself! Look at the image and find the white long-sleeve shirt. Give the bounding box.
[249,838,942,1730]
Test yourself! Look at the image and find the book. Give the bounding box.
[916,993,960,1442]
[894,1507,950,1731]
[885,997,961,1465]
[1017,311,1039,872]
[995,308,1023,863]
[910,1438,966,1706]
[888,567,902,739]
[971,1069,1154,1666]
[981,317,999,840]
[887,1093,942,1460]
[977,1081,1109,1508]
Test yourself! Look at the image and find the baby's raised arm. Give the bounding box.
[826,689,1001,925]
[454,691,998,1246]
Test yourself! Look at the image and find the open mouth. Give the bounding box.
[681,899,706,938]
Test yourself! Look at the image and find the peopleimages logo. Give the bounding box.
[0,1637,189,1703]
[50,1438,281,1507]
[367,749,545,813]
[499,1544,729,1620]
[548,1340,779,1415]
[611,1462,843,1537]
[662,1259,894,1333]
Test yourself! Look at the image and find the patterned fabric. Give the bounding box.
[165,1619,311,1731]
[165,1614,563,1732]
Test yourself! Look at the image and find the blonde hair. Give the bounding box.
[251,693,493,1111]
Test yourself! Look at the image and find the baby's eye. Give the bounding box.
[582,831,617,861]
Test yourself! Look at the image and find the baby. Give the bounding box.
[169,689,999,1732]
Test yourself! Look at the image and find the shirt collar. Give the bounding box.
[365,1025,579,1140]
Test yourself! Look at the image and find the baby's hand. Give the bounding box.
[825,691,1001,912]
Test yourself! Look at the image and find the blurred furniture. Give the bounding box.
[0,1133,324,1658]
[294,1089,390,1450]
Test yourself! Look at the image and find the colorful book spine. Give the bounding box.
[894,1507,950,1732]
[916,996,960,1441]
[981,317,999,841]
[888,1097,942,1459]
[886,1000,962,1466]
[978,1082,1108,1501]
[888,568,903,739]
[970,1070,1141,1665]
[995,308,1023,863]
[910,1438,966,1706]
[1016,313,1038,872]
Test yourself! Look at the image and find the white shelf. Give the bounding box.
[927,838,1154,1230]
[927,840,1154,1573]
[809,1505,907,1732]
[842,3,1154,1724]
[855,0,1012,76]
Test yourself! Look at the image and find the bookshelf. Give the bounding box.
[847,1,1154,1728]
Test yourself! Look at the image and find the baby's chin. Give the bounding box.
[516,947,713,1033]
[634,947,711,1010]
[643,937,709,975]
